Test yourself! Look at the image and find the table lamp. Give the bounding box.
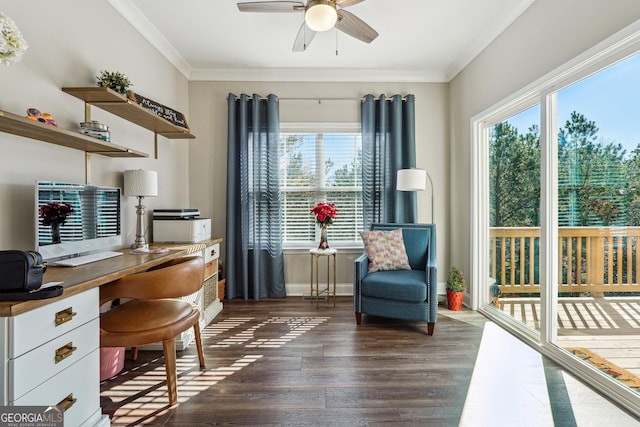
[396,168,435,223]
[124,169,158,250]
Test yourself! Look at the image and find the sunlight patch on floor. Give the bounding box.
[460,322,554,427]
[211,316,329,348]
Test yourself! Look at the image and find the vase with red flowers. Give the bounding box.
[39,202,74,244]
[310,202,337,250]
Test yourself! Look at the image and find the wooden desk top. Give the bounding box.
[0,238,222,317]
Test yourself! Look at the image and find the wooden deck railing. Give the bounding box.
[490,227,640,295]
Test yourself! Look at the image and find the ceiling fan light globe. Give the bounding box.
[305,1,337,32]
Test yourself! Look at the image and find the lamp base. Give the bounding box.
[132,197,148,250]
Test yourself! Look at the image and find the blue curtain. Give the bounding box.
[226,93,286,300]
[361,94,418,229]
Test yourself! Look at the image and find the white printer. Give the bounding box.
[152,209,211,243]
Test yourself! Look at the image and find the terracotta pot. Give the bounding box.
[446,290,464,311]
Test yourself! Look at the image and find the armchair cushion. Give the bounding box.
[359,228,411,273]
[362,270,427,303]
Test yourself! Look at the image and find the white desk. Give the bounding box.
[0,240,222,426]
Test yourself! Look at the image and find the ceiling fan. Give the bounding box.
[237,0,378,52]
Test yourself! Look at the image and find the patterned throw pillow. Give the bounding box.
[360,228,412,273]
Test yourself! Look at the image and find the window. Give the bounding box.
[279,124,363,248]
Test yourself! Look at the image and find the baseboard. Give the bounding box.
[285,282,447,302]
[286,282,352,297]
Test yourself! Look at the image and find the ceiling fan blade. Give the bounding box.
[335,9,378,43]
[336,0,367,7]
[237,1,305,13]
[293,22,317,52]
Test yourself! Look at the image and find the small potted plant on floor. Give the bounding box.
[446,266,466,311]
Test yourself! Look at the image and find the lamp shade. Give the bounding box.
[305,0,337,32]
[124,169,158,197]
[396,168,427,191]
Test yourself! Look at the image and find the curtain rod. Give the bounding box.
[228,95,414,103]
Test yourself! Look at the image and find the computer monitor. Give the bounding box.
[35,181,122,261]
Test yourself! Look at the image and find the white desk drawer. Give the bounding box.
[9,288,99,358]
[12,349,100,427]
[204,243,220,263]
[9,318,99,401]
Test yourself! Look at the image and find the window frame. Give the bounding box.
[280,122,364,250]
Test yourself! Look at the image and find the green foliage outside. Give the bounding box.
[280,134,362,242]
[490,111,640,295]
[490,111,638,228]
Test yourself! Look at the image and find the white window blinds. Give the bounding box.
[279,125,362,246]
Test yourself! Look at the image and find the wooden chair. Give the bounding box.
[99,256,205,406]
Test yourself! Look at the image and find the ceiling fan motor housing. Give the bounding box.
[305,0,338,32]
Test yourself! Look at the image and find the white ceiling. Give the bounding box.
[108,0,535,82]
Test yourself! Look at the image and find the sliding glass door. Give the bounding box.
[474,32,640,409]
[487,105,542,333]
[553,53,640,388]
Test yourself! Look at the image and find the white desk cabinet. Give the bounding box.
[143,239,224,351]
[0,244,212,426]
[0,287,109,426]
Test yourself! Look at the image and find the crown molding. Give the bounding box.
[107,0,193,79]
[188,67,448,83]
[445,0,537,81]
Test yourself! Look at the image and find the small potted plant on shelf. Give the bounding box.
[446,266,466,311]
[96,70,132,96]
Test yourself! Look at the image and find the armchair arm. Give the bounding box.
[353,253,369,312]
[425,258,438,324]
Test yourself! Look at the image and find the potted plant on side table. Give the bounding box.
[446,266,466,311]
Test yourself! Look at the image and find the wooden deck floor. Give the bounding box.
[497,296,640,377]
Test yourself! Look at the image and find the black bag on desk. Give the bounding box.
[0,250,62,300]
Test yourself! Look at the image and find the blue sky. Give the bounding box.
[507,52,640,156]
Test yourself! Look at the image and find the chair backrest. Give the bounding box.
[371,223,435,271]
[99,256,204,305]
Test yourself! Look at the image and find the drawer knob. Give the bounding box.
[55,307,77,326]
[55,342,77,364]
[57,393,77,411]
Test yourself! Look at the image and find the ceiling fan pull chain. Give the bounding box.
[335,27,339,56]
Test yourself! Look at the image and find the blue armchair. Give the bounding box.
[354,223,437,335]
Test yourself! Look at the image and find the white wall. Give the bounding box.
[188,81,448,290]
[0,1,190,251]
[449,0,640,297]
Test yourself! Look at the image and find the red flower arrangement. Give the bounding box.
[39,202,74,226]
[311,202,337,226]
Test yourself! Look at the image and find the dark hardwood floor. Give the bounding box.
[100,297,488,426]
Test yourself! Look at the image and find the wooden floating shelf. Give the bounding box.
[62,87,195,139]
[0,110,147,158]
